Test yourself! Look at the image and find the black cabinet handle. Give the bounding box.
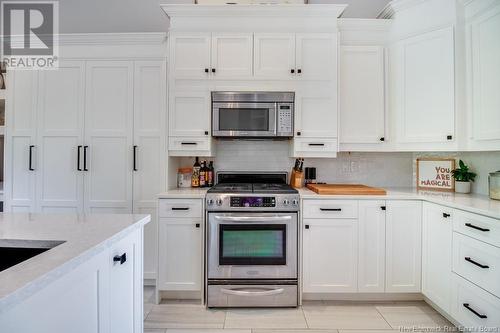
[297,69,302,74]
[297,131,301,136]
[29,145,35,171]
[113,253,127,265]
[447,135,453,140]
[133,145,138,171]
[204,131,209,135]
[309,143,325,146]
[172,207,189,211]
[305,224,310,229]
[380,137,385,142]
[83,146,89,171]
[204,68,209,73]
[381,206,386,211]
[443,213,451,218]
[195,223,200,228]
[320,208,342,212]
[77,145,82,171]
[465,223,490,232]
[463,303,487,319]
[290,69,295,74]
[181,142,197,145]
[465,257,489,269]
[211,68,216,73]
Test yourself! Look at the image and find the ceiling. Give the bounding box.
[8,0,392,34]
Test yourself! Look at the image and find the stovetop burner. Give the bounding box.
[207,172,298,194]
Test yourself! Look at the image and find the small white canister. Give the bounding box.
[178,167,193,188]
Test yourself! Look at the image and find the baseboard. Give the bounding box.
[302,292,424,301]
[158,290,203,301]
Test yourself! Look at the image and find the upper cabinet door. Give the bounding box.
[296,33,337,81]
[170,33,211,79]
[468,5,500,147]
[340,46,385,144]
[169,88,211,137]
[254,33,296,79]
[211,33,253,78]
[393,27,455,143]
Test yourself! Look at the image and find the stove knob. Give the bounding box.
[215,199,223,206]
[283,199,290,206]
[292,199,299,206]
[206,199,214,206]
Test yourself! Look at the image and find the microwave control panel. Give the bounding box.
[277,103,293,136]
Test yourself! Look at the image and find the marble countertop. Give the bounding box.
[0,213,150,311]
[159,187,500,220]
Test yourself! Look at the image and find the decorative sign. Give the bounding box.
[416,158,455,192]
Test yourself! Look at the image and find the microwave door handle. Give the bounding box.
[213,215,292,222]
[220,288,285,297]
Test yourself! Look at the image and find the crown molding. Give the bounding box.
[338,18,393,31]
[161,4,347,19]
[378,0,431,18]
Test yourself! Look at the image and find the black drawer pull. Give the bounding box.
[290,69,295,74]
[181,142,198,145]
[463,303,487,319]
[77,145,82,171]
[381,206,386,211]
[309,143,325,147]
[297,131,301,136]
[305,224,310,229]
[211,68,216,73]
[195,223,200,228]
[83,146,89,171]
[465,257,489,269]
[133,145,138,171]
[380,137,385,141]
[204,68,209,73]
[443,213,451,218]
[172,207,190,211]
[320,208,342,212]
[297,69,302,74]
[447,135,453,140]
[465,223,490,232]
[113,253,127,265]
[205,131,209,135]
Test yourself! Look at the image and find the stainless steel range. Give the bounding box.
[206,172,299,308]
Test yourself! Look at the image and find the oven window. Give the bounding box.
[219,224,286,265]
[218,108,270,132]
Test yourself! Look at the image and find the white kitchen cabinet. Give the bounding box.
[4,70,38,212]
[391,26,455,145]
[84,61,134,214]
[422,202,452,312]
[158,217,203,291]
[170,33,211,79]
[133,61,167,281]
[466,4,500,150]
[385,200,422,292]
[211,33,253,78]
[253,33,296,79]
[358,200,386,293]
[340,46,385,144]
[169,89,211,138]
[302,218,358,293]
[35,61,85,213]
[295,33,337,81]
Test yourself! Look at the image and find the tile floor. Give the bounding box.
[143,287,455,333]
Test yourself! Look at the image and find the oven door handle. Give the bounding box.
[213,215,292,222]
[220,287,285,297]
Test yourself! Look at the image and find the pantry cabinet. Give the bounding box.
[385,200,422,292]
[340,46,385,144]
[422,202,452,312]
[391,26,455,146]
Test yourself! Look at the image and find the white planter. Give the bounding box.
[455,181,471,194]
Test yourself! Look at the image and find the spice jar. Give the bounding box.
[177,167,192,188]
[489,171,500,200]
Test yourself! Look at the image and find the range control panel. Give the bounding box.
[230,196,276,208]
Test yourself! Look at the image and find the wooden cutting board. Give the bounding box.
[306,184,387,195]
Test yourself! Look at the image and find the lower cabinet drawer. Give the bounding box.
[451,273,500,328]
[453,232,500,297]
[207,284,297,308]
[169,137,211,152]
[158,199,203,218]
[453,210,500,248]
[292,138,338,158]
[302,200,358,219]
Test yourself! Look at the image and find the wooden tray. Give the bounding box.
[306,184,387,195]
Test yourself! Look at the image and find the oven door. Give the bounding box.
[207,212,297,280]
[212,102,277,137]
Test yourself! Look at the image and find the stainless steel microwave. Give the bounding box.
[212,91,294,138]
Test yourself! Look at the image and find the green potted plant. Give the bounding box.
[451,160,477,194]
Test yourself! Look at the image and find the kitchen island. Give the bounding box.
[0,213,150,333]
